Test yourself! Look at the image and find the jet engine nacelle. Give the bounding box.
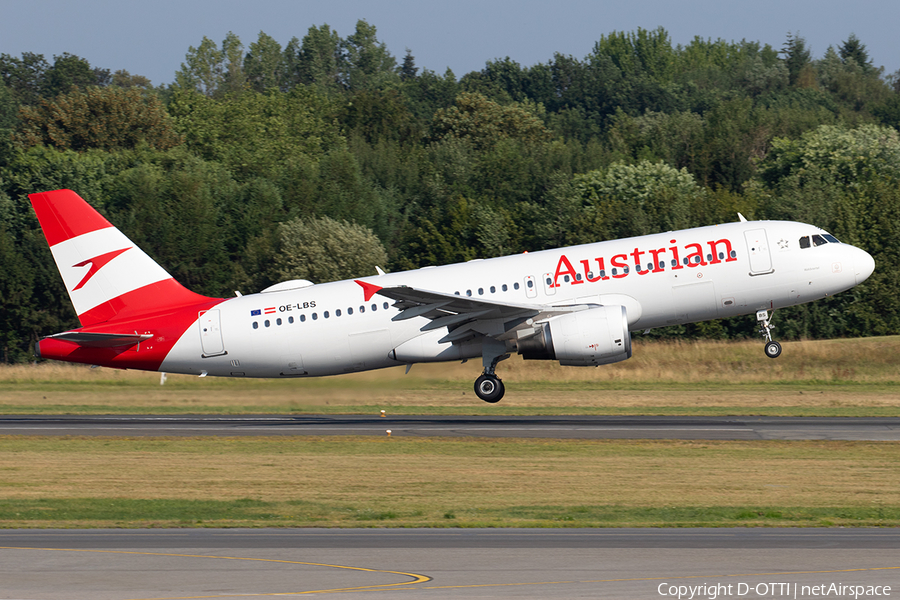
[517,305,632,366]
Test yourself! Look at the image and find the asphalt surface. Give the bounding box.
[1,414,899,440]
[1,529,897,599]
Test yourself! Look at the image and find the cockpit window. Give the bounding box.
[823,234,840,243]
[812,234,827,247]
[799,236,810,249]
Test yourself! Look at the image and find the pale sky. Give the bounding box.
[1,0,897,87]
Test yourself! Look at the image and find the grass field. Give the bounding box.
[1,336,898,416]
[1,336,897,529]
[0,436,897,528]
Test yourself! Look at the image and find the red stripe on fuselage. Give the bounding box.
[29,189,114,247]
[38,294,226,371]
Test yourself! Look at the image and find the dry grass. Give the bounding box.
[1,337,898,415]
[5,336,900,384]
[0,436,897,527]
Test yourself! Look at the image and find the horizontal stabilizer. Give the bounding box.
[43,331,153,348]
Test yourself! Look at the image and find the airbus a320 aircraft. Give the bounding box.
[29,189,875,402]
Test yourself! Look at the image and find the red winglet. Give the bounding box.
[355,280,383,302]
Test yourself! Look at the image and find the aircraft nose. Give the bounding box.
[855,248,875,285]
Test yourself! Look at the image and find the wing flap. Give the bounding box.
[375,285,581,343]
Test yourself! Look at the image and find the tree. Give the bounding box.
[838,33,873,72]
[0,79,17,164]
[341,19,398,90]
[220,32,246,95]
[15,86,183,152]
[460,57,528,103]
[276,216,388,283]
[43,53,107,97]
[244,31,284,92]
[0,52,49,104]
[592,27,676,82]
[431,92,550,150]
[400,49,418,81]
[111,69,153,89]
[759,124,900,189]
[402,67,459,122]
[293,24,342,90]
[781,32,814,86]
[573,160,701,238]
[175,36,225,97]
[167,87,343,179]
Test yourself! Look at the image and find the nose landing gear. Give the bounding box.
[757,310,782,358]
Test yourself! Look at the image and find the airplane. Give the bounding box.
[29,189,875,403]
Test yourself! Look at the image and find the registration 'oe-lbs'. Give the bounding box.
[30,189,875,403]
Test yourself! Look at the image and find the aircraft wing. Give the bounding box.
[373,284,595,343]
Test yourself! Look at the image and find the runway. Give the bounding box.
[1,414,899,440]
[1,529,897,599]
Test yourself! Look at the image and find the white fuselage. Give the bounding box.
[160,220,873,378]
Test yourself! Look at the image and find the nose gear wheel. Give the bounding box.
[757,310,782,359]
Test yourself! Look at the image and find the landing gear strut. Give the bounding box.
[474,338,509,403]
[757,310,782,359]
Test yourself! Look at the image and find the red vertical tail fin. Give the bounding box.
[29,189,218,326]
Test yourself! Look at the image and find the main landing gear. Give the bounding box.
[757,309,782,359]
[474,338,509,403]
[475,374,505,403]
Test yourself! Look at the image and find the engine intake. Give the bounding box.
[517,305,632,366]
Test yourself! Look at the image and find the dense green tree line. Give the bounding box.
[1,22,899,362]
